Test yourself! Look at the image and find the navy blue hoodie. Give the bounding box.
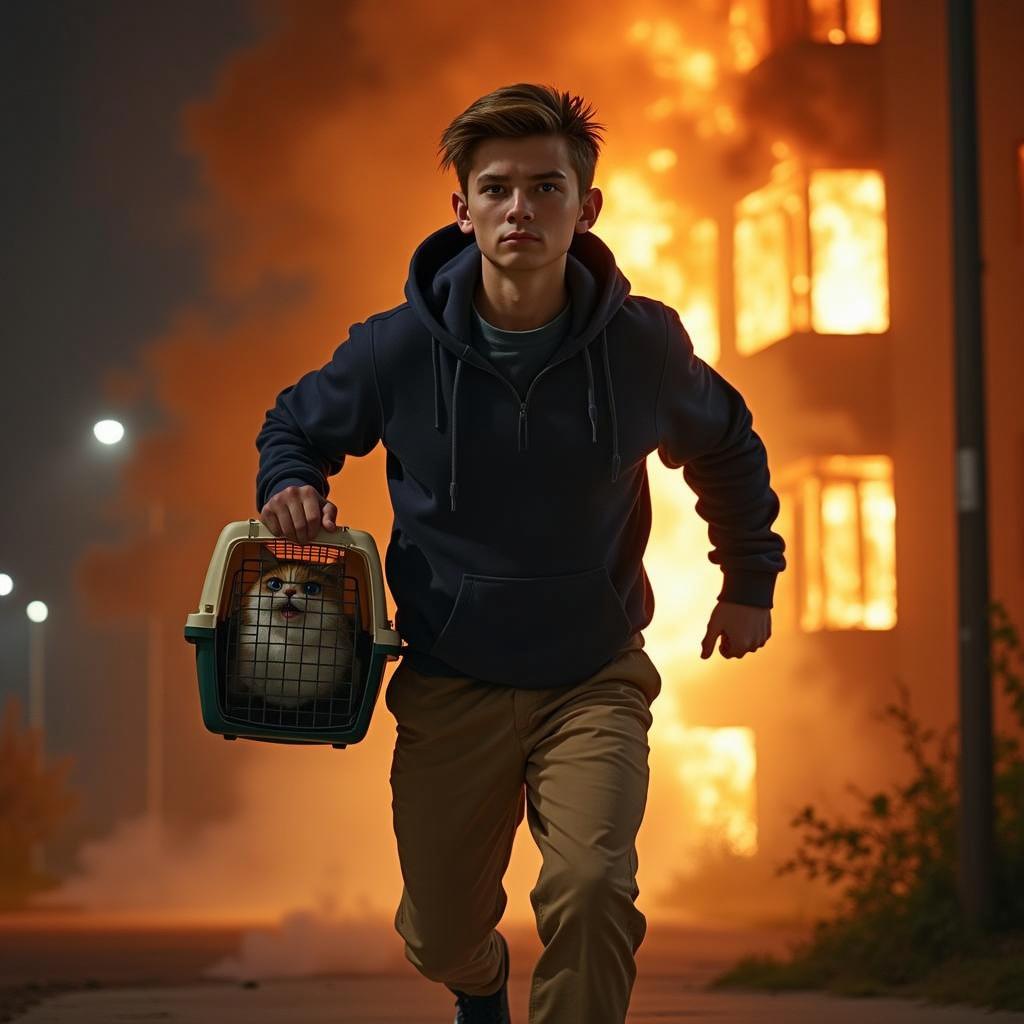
[255,221,786,689]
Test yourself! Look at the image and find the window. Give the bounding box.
[734,161,890,353]
[775,455,896,631]
[730,0,881,68]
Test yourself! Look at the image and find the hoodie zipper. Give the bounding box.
[512,358,575,450]
[452,336,598,450]
[516,345,596,449]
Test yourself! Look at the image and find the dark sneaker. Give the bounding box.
[451,931,511,1023]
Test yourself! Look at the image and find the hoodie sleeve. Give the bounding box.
[655,303,786,609]
[255,319,383,511]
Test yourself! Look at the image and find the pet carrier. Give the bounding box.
[184,518,403,749]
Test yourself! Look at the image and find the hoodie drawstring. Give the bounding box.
[601,327,621,483]
[431,336,441,430]
[432,327,621,512]
[580,328,620,481]
[449,356,462,511]
[583,347,598,442]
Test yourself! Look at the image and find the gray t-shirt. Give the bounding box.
[470,298,573,399]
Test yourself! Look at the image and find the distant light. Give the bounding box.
[94,419,125,445]
[27,601,48,623]
[0,574,12,596]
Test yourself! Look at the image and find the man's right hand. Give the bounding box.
[259,484,339,544]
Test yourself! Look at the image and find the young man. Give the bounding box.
[256,83,785,1024]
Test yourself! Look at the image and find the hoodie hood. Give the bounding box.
[403,221,632,511]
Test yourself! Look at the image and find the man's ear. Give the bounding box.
[452,191,474,234]
[575,186,603,234]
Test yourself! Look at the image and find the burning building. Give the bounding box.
[588,0,1024,920]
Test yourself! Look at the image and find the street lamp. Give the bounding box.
[1,573,49,873]
[26,599,47,875]
[0,577,47,737]
[26,600,48,739]
[92,417,164,853]
[92,419,125,446]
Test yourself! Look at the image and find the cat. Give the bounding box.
[225,546,356,709]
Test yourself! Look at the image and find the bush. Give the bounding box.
[712,599,1024,1008]
[0,693,79,908]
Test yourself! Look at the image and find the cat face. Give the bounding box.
[239,552,351,630]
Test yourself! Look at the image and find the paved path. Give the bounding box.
[3,915,1020,1022]
[11,973,1024,1022]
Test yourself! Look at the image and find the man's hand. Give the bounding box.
[700,600,771,660]
[259,484,339,544]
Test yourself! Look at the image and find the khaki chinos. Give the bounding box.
[384,632,661,1023]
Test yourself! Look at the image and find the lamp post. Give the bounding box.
[947,0,994,931]
[0,577,49,872]
[146,497,165,854]
[27,603,47,740]
[93,417,164,854]
[0,573,49,875]
[26,599,48,876]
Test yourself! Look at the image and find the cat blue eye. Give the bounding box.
[266,578,283,591]
[303,582,322,596]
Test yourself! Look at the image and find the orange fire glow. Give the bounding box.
[809,0,882,45]
[735,161,889,352]
[598,170,721,363]
[809,170,890,334]
[730,0,881,62]
[776,455,896,632]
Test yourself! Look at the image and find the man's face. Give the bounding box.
[452,134,602,272]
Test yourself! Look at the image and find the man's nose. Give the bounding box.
[507,190,534,220]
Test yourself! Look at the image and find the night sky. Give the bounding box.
[1,1,262,866]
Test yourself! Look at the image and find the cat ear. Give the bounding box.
[260,544,283,566]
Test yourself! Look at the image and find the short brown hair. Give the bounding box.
[438,83,606,200]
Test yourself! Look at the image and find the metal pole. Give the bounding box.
[147,498,165,853]
[28,618,45,876]
[947,0,994,931]
[28,620,44,751]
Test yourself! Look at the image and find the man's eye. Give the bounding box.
[481,183,558,194]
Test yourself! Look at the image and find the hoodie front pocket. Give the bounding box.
[428,566,632,688]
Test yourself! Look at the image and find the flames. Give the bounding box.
[809,169,890,334]
[776,455,897,632]
[735,160,890,352]
[808,0,882,45]
[597,2,892,871]
[730,0,881,62]
[597,170,720,363]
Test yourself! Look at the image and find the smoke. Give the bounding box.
[203,905,405,980]
[33,725,402,921]
[50,0,903,963]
